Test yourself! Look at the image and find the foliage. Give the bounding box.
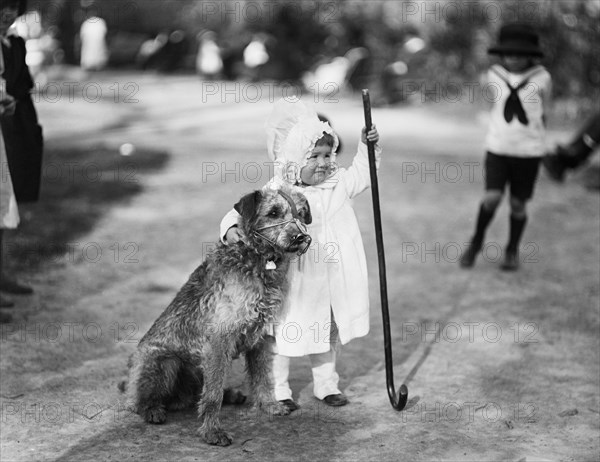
[31,0,600,105]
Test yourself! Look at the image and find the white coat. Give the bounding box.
[220,141,381,356]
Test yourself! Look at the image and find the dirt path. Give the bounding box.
[1,73,598,462]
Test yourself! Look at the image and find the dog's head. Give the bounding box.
[234,186,312,255]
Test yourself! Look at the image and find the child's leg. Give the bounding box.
[460,152,505,268]
[0,231,13,307]
[271,353,293,401]
[309,347,341,400]
[502,156,541,270]
[309,321,346,405]
[474,191,503,242]
[508,196,527,245]
[0,229,33,294]
[502,196,528,271]
[460,191,503,267]
[0,230,14,308]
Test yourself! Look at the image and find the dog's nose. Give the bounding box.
[295,233,312,255]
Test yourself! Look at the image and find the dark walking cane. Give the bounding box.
[362,89,408,411]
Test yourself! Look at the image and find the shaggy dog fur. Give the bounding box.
[122,187,311,446]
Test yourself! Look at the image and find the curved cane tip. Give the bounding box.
[393,384,409,411]
[399,384,408,396]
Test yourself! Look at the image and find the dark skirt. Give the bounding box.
[1,96,44,203]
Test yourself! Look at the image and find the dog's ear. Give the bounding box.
[299,198,312,225]
[234,190,262,221]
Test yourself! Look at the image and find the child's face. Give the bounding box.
[0,6,19,36]
[502,54,532,73]
[300,144,334,186]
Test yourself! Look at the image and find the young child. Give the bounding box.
[0,0,42,295]
[460,24,551,271]
[220,97,381,409]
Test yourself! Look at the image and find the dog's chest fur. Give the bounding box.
[141,243,290,350]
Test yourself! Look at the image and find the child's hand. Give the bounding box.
[225,226,246,245]
[361,125,379,145]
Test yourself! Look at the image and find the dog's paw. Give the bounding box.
[143,407,167,424]
[253,401,291,416]
[200,428,233,446]
[271,401,292,416]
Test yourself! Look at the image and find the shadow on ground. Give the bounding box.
[5,144,169,271]
[52,401,368,462]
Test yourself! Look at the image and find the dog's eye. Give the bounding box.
[268,210,279,218]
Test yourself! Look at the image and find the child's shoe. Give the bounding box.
[279,399,299,412]
[322,393,348,407]
[501,250,519,271]
[459,241,481,268]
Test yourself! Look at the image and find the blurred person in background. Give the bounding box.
[0,0,43,299]
[242,33,269,82]
[460,24,552,271]
[79,15,108,71]
[137,31,169,70]
[0,103,20,315]
[196,30,223,79]
[301,47,368,97]
[140,29,188,73]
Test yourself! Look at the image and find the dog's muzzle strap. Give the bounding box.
[276,190,311,254]
[276,190,299,218]
[253,190,312,255]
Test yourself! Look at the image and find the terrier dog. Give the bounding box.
[123,186,312,446]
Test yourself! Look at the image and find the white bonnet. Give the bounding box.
[265,97,339,184]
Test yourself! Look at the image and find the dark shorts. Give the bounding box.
[485,151,541,201]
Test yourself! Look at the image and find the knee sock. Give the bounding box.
[472,204,496,246]
[507,214,527,253]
